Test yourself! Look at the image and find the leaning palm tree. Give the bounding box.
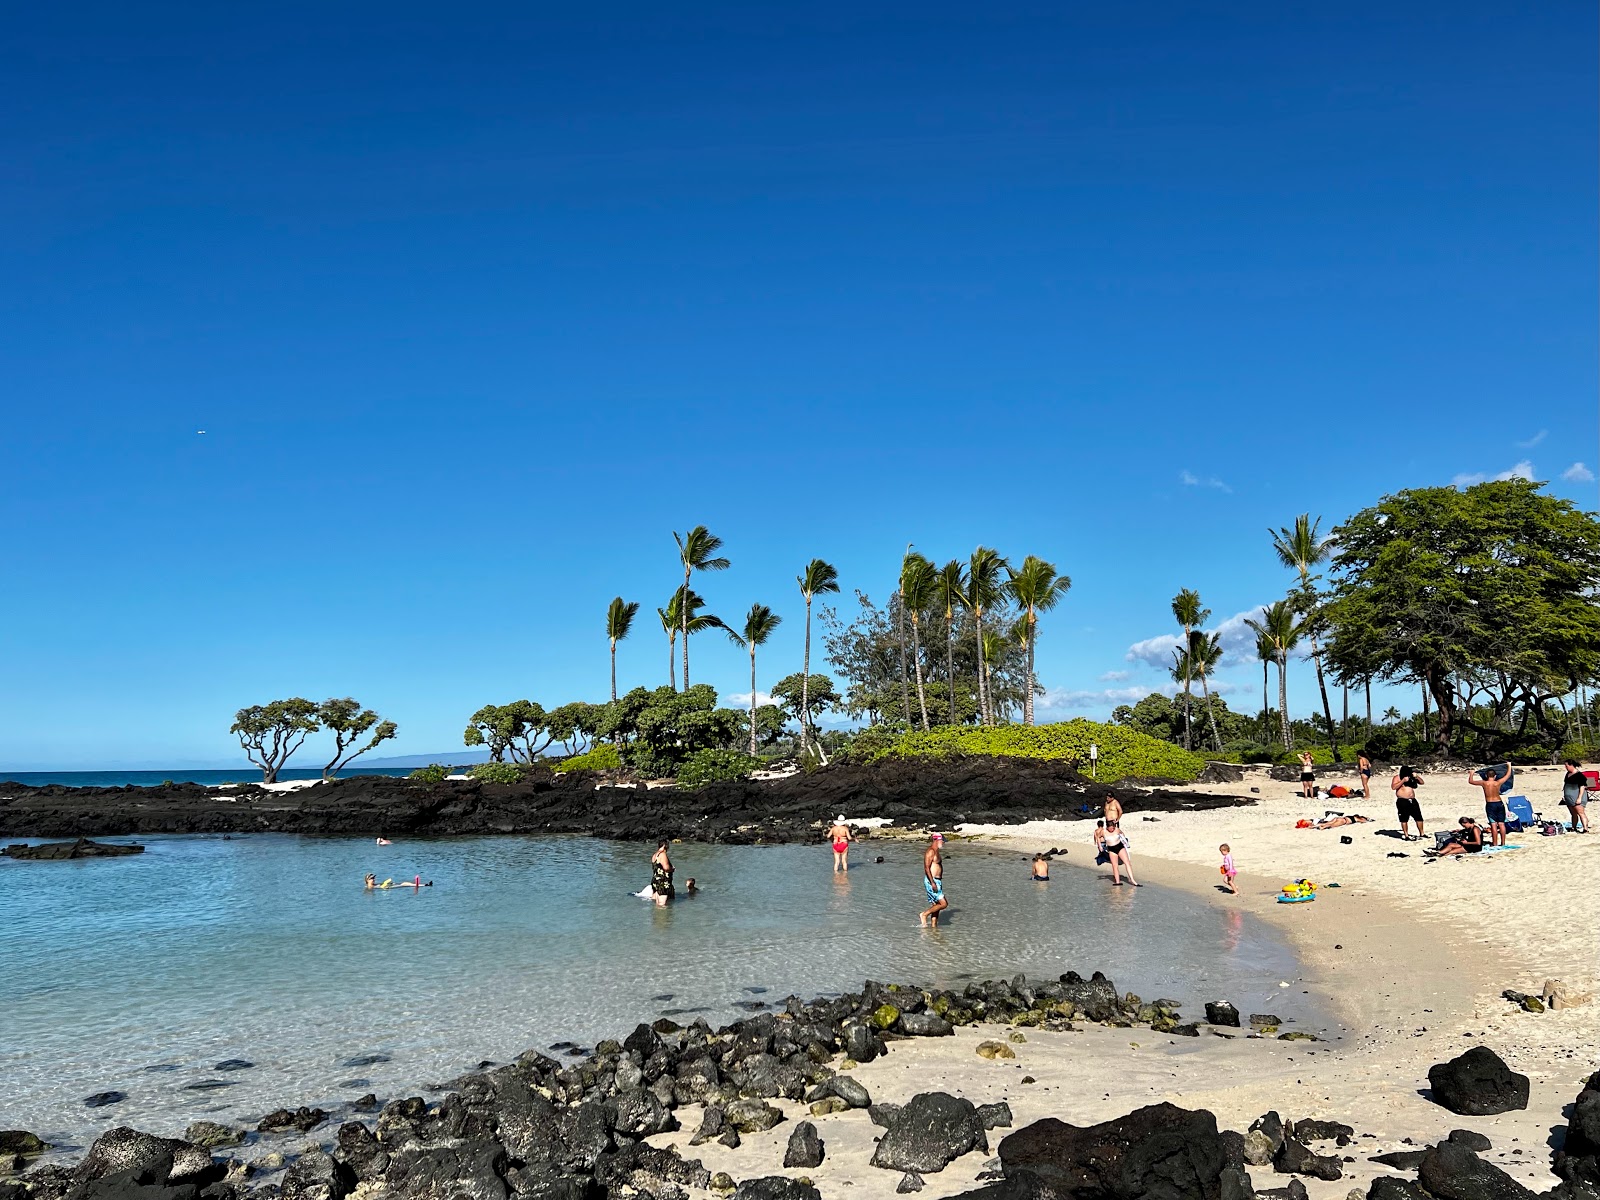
[1187,630,1226,751]
[656,596,681,690]
[738,603,783,756]
[797,559,840,749]
[981,627,1013,722]
[900,552,938,730]
[673,526,731,689]
[937,559,966,725]
[1244,600,1302,750]
[1006,556,1072,726]
[1271,514,1339,761]
[606,597,640,702]
[961,547,1009,726]
[1170,589,1209,751]
[676,586,732,667]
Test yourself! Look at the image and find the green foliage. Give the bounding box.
[842,719,1207,782]
[468,761,523,784]
[1112,692,1256,747]
[555,743,623,773]
[771,672,841,728]
[464,700,552,763]
[596,684,745,777]
[231,697,320,782]
[409,763,451,784]
[317,697,397,779]
[546,701,604,756]
[677,748,761,788]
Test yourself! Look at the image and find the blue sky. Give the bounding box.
[2,2,1595,768]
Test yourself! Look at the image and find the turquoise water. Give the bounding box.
[1,834,1318,1148]
[0,768,405,787]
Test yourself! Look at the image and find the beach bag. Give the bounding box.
[1328,785,1349,799]
[1541,821,1564,837]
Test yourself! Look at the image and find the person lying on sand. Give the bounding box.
[1303,813,1370,829]
[1425,816,1484,857]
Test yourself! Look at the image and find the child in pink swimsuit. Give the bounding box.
[1219,844,1237,894]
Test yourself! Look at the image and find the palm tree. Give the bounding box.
[657,596,681,689]
[737,603,783,756]
[676,586,733,666]
[797,559,840,749]
[1251,623,1275,742]
[606,597,640,702]
[938,559,966,725]
[1244,600,1302,750]
[1006,556,1072,726]
[1170,589,1209,751]
[900,553,938,730]
[982,628,1012,722]
[961,547,1009,726]
[1271,514,1339,761]
[1187,630,1225,751]
[674,526,730,690]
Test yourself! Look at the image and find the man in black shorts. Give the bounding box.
[1391,766,1425,840]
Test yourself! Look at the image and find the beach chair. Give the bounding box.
[1506,795,1534,830]
[1584,770,1598,790]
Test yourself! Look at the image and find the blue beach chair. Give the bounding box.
[1505,795,1534,831]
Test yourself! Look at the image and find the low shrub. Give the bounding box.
[846,720,1207,783]
[468,762,524,784]
[408,763,451,784]
[555,743,623,773]
[677,748,761,788]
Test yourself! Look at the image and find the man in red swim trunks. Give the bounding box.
[827,816,853,872]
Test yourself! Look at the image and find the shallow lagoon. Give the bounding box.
[2,833,1319,1144]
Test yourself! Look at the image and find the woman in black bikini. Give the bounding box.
[1357,752,1373,797]
[1102,820,1139,887]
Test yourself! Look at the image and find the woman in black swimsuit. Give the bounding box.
[650,840,675,902]
[1357,752,1373,796]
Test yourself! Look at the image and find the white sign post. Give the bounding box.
[1089,742,1099,780]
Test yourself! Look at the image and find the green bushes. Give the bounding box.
[408,763,451,784]
[676,748,761,788]
[468,762,524,784]
[555,743,623,773]
[845,720,1207,782]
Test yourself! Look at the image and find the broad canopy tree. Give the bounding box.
[317,698,398,779]
[232,698,320,783]
[463,700,553,763]
[596,684,744,778]
[1323,479,1600,754]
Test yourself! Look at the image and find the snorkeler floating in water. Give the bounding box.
[365,873,431,890]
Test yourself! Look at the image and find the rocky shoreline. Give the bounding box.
[0,758,1249,844]
[3,971,1589,1200]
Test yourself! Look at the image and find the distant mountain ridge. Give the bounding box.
[360,750,494,768]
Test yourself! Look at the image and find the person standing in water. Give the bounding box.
[827,816,853,872]
[1102,819,1139,886]
[650,840,675,903]
[920,833,948,927]
[1467,768,1509,847]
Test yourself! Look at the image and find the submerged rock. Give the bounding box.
[3,839,143,860]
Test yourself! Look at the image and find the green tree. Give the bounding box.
[463,700,552,763]
[1252,622,1276,742]
[900,552,939,730]
[772,672,841,733]
[1181,632,1224,751]
[1323,480,1600,754]
[741,703,788,750]
[797,558,840,749]
[231,698,320,783]
[316,697,397,780]
[673,526,731,689]
[961,546,1009,726]
[596,684,744,777]
[606,597,640,703]
[1170,589,1208,751]
[657,593,681,690]
[1271,513,1341,761]
[937,559,967,725]
[1244,601,1302,750]
[1007,555,1071,726]
[547,701,604,756]
[738,602,784,756]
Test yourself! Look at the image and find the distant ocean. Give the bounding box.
[0,767,410,788]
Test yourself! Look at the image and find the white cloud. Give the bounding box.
[723,691,775,708]
[1098,669,1131,682]
[1036,679,1238,716]
[1125,605,1269,667]
[1517,429,1548,449]
[1453,459,1536,488]
[1563,462,1595,483]
[1179,469,1232,494]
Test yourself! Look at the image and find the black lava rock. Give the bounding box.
[999,1102,1226,1199]
[782,1121,824,1169]
[1206,1002,1242,1028]
[870,1093,988,1174]
[1417,1140,1536,1200]
[1426,1048,1530,1116]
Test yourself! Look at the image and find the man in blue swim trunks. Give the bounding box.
[920,832,948,927]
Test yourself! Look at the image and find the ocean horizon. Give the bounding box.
[0,767,412,788]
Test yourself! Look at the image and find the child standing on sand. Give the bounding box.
[1219,844,1238,894]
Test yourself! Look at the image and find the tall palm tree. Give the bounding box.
[738,603,783,756]
[676,586,732,667]
[1251,623,1275,742]
[1170,589,1209,751]
[1005,555,1072,726]
[937,559,966,725]
[1187,630,1225,751]
[1271,514,1339,761]
[606,597,640,702]
[900,553,938,730]
[657,596,681,690]
[961,547,1009,726]
[1244,600,1302,750]
[797,559,840,749]
[674,526,730,690]
[982,628,1013,722]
